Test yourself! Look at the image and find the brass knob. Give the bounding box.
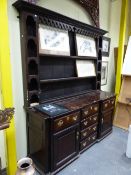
[76,131,79,140]
[84,110,88,115]
[57,120,64,127]
[73,115,78,121]
[90,106,93,110]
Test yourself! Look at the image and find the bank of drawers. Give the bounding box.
[80,102,99,151]
[80,132,97,150]
[52,102,99,152]
[81,123,97,140]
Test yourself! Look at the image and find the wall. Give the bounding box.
[101,0,122,92]
[0,0,121,169]
[0,77,6,169]
[8,0,27,162]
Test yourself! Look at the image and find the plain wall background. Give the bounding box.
[0,0,123,169]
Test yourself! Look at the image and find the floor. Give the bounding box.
[37,127,131,175]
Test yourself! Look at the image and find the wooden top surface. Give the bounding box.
[56,90,115,111]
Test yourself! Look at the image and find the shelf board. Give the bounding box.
[39,54,97,60]
[40,76,96,84]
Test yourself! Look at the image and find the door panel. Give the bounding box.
[52,124,79,171]
[101,111,113,135]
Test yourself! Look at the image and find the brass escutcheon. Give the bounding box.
[94,107,98,111]
[83,132,87,137]
[84,110,88,115]
[105,103,108,107]
[73,115,78,121]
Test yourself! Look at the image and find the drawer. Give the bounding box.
[81,114,98,130]
[81,123,98,140]
[80,132,97,151]
[54,111,80,132]
[102,98,115,111]
[82,103,99,119]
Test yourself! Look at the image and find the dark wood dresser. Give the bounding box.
[13,1,115,174]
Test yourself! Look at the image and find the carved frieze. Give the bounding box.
[74,0,99,27]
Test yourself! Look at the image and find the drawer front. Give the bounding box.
[81,123,98,140]
[82,103,99,118]
[54,112,80,132]
[80,132,97,151]
[102,98,115,111]
[81,114,98,130]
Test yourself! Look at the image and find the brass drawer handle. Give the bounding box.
[92,136,96,140]
[57,120,64,127]
[73,115,78,121]
[88,137,91,141]
[84,110,88,115]
[94,107,98,111]
[90,106,93,110]
[83,132,87,137]
[84,121,88,126]
[93,127,97,131]
[111,100,114,104]
[83,142,87,147]
[93,117,97,121]
[104,103,108,108]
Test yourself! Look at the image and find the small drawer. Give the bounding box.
[81,114,98,130]
[82,103,99,118]
[80,132,97,151]
[102,98,115,111]
[81,123,98,140]
[54,111,80,132]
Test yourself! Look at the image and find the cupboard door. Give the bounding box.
[51,124,79,171]
[101,110,113,136]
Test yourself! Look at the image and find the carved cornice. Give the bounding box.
[75,0,99,27]
[0,108,15,130]
[13,0,106,35]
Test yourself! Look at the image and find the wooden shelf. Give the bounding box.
[39,54,97,60]
[40,76,96,84]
